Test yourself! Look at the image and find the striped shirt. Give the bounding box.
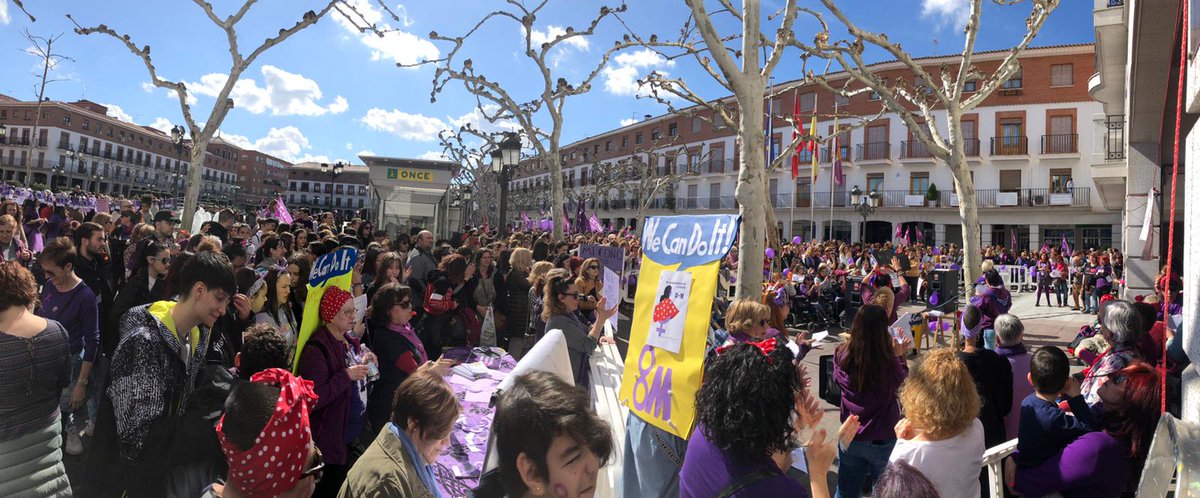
[0,321,71,441]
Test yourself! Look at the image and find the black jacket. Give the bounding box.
[77,252,117,355]
[112,270,168,327]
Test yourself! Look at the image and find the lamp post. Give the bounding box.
[462,187,474,227]
[170,125,187,204]
[320,161,345,218]
[850,185,880,243]
[488,131,521,237]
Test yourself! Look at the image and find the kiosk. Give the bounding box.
[363,155,457,239]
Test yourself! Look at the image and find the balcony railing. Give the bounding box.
[963,138,981,157]
[820,146,851,163]
[1040,134,1078,154]
[899,140,932,159]
[1106,115,1125,160]
[990,136,1028,156]
[856,141,891,161]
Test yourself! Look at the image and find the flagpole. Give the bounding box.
[829,99,838,242]
[810,93,817,241]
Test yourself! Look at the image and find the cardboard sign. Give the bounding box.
[579,244,625,328]
[619,214,739,439]
[292,247,358,372]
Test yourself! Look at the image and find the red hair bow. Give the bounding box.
[715,337,779,363]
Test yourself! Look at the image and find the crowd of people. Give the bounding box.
[0,188,1187,498]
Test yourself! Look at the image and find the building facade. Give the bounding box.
[285,162,371,220]
[236,148,291,210]
[510,43,1122,253]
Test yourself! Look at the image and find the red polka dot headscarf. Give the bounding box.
[216,368,318,497]
[319,286,353,323]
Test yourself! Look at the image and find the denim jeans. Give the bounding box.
[59,350,97,431]
[835,438,897,498]
[1055,281,1068,306]
[622,412,685,498]
[1084,292,1098,312]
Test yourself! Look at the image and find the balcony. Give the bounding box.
[770,193,791,208]
[856,141,891,161]
[990,136,1028,157]
[899,140,932,160]
[962,138,981,158]
[706,196,737,210]
[820,146,852,163]
[1040,134,1079,155]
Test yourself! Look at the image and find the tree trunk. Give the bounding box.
[549,155,565,240]
[950,151,982,298]
[734,88,767,299]
[181,136,209,231]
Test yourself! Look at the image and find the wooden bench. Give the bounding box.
[589,325,627,498]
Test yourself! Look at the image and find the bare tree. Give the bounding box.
[438,126,501,226]
[21,30,74,185]
[402,1,639,240]
[794,0,1060,294]
[68,1,392,230]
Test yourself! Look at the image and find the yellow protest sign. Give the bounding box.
[619,214,740,439]
[292,247,358,372]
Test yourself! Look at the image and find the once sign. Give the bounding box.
[386,168,435,182]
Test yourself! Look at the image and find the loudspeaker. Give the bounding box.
[929,268,960,312]
[843,276,865,324]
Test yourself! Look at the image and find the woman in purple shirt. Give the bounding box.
[680,338,851,498]
[833,304,912,498]
[36,237,99,457]
[1010,361,1161,498]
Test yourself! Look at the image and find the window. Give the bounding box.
[692,116,702,133]
[651,129,660,141]
[1002,66,1023,89]
[909,173,930,195]
[1081,226,1113,250]
[1050,64,1073,87]
[635,132,643,145]
[593,144,600,155]
[621,136,629,148]
[709,184,721,209]
[834,93,850,107]
[868,91,880,101]
[866,173,884,194]
[1050,168,1073,193]
[795,178,812,207]
[668,123,678,137]
[605,140,612,151]
[913,77,933,95]
[59,131,69,148]
[63,113,71,126]
[963,80,977,93]
[799,92,816,112]
[998,170,1022,192]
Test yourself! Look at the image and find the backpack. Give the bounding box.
[423,269,457,316]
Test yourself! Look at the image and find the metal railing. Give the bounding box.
[900,140,932,159]
[1106,115,1125,160]
[856,141,891,161]
[820,145,851,163]
[1040,134,1078,154]
[963,138,981,157]
[990,136,1028,156]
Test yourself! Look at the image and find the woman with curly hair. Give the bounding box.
[680,338,853,498]
[889,347,985,498]
[833,304,912,498]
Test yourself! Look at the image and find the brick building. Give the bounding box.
[285,161,370,220]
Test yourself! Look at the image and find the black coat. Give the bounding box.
[77,252,117,355]
[111,270,168,327]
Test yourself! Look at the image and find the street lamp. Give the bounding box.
[488,131,521,236]
[850,185,880,243]
[320,161,345,217]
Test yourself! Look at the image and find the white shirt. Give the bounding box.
[888,418,985,498]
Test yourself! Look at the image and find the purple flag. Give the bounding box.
[589,214,603,232]
[915,226,925,243]
[1040,242,1049,254]
[894,224,903,239]
[274,196,293,225]
[1010,230,1017,250]
[1061,236,1070,254]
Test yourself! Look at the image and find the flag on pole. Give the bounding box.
[766,95,776,165]
[561,203,571,234]
[273,195,293,225]
[1061,236,1070,254]
[832,116,844,187]
[894,224,903,240]
[1040,242,1050,254]
[1011,230,1017,250]
[589,214,603,232]
[575,202,587,234]
[915,226,925,243]
[809,114,819,182]
[791,92,802,179]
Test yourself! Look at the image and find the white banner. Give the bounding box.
[1139,190,1156,241]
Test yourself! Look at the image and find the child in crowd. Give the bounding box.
[1015,346,1098,469]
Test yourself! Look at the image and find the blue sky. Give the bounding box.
[0,0,1094,165]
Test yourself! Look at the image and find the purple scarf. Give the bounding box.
[387,322,427,363]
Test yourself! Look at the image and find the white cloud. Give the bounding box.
[525,25,590,51]
[355,149,376,158]
[417,150,448,161]
[448,104,519,133]
[140,81,156,93]
[619,118,638,127]
[148,118,174,135]
[360,108,447,141]
[345,142,354,151]
[185,66,348,116]
[333,0,439,66]
[0,1,9,25]
[219,126,335,163]
[602,48,675,97]
[101,103,134,123]
[921,0,971,29]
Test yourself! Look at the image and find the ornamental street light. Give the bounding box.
[487,131,521,236]
[850,185,881,243]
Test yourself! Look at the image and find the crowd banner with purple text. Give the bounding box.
[292,247,358,372]
[620,214,740,439]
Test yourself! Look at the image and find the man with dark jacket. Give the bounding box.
[88,251,238,497]
[207,209,234,244]
[75,222,117,356]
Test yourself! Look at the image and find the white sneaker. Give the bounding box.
[81,420,95,438]
[65,430,83,455]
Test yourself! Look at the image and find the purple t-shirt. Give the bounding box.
[39,280,99,362]
[1014,431,1130,498]
[679,424,808,498]
[834,349,908,441]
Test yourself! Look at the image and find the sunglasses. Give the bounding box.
[759,319,769,326]
[152,256,172,264]
[561,291,581,299]
[300,448,325,482]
